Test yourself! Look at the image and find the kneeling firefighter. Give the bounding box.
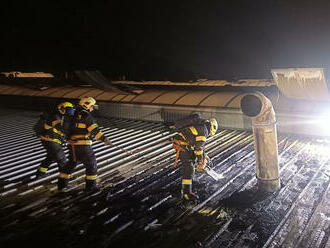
[57,97,112,192]
[34,102,75,179]
[172,114,218,202]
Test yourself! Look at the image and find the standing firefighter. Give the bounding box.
[34,102,75,179]
[57,97,111,192]
[172,114,218,203]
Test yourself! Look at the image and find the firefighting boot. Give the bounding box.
[182,192,199,203]
[57,177,69,192]
[181,183,199,204]
[35,167,47,180]
[85,179,101,193]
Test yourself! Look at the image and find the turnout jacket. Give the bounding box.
[173,124,209,163]
[40,113,66,145]
[67,107,106,145]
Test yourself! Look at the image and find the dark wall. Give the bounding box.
[0,95,78,113]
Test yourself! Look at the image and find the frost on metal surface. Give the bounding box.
[1,108,330,248]
[271,68,329,101]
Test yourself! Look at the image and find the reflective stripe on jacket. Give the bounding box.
[68,107,105,146]
[41,113,65,144]
[173,124,209,162]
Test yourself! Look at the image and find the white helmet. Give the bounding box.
[208,118,218,136]
[79,97,97,111]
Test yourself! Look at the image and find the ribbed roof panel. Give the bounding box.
[0,84,12,92]
[95,91,119,101]
[1,84,329,115]
[48,87,77,98]
[199,92,239,107]
[121,94,138,102]
[225,93,245,108]
[79,89,105,98]
[152,91,188,105]
[1,86,22,95]
[34,87,63,97]
[112,94,128,102]
[174,91,213,106]
[10,87,38,96]
[62,88,93,99]
[131,91,166,103]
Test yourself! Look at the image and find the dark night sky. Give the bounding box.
[3,0,330,81]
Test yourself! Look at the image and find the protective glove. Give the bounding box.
[196,159,207,172]
[204,154,210,163]
[104,137,112,146]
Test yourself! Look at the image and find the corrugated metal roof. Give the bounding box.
[1,108,330,248]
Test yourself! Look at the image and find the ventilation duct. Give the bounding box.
[241,92,280,192]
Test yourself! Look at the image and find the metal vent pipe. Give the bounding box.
[240,92,280,192]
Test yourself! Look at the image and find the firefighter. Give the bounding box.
[35,102,75,179]
[57,97,112,192]
[172,117,218,203]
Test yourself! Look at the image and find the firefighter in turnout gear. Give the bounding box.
[172,115,218,203]
[34,102,75,179]
[57,97,112,192]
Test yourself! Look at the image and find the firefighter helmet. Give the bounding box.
[58,102,74,115]
[208,118,218,136]
[79,97,98,111]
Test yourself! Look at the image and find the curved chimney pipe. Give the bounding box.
[240,92,280,192]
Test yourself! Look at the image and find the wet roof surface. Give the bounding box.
[1,108,330,248]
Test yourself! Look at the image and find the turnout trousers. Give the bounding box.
[179,149,196,195]
[58,144,98,190]
[37,140,66,176]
